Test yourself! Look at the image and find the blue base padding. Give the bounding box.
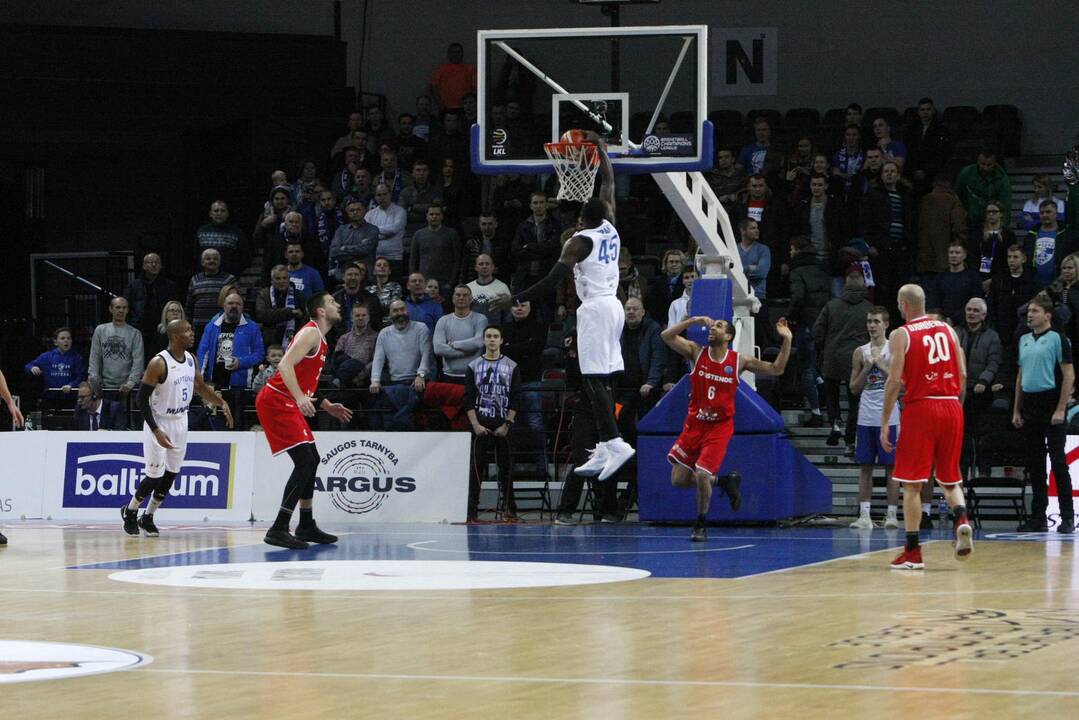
[637,433,833,522]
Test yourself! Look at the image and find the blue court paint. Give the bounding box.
[67,525,979,579]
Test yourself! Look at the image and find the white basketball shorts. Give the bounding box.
[143,417,188,477]
[577,295,625,376]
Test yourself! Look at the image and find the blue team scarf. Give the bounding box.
[269,284,297,348]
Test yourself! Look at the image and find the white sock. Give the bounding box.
[811,409,821,416]
[886,504,897,517]
[859,501,871,515]
[146,496,164,515]
[126,497,141,512]
[922,503,932,515]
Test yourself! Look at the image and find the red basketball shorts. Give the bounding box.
[668,417,734,476]
[255,386,315,456]
[893,398,964,485]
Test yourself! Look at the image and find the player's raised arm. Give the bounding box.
[584,131,615,225]
[879,329,908,453]
[276,325,323,416]
[489,235,591,311]
[740,319,792,376]
[661,315,709,362]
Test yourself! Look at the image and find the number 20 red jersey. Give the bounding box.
[687,348,739,423]
[899,315,962,403]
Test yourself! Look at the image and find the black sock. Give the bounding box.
[298,508,314,527]
[696,513,706,524]
[905,532,920,552]
[952,505,967,523]
[271,509,293,532]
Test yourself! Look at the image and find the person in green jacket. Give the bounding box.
[954,148,1012,239]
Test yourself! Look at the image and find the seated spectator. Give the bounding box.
[413,95,439,141]
[25,327,85,402]
[645,249,685,325]
[427,42,476,113]
[831,125,864,194]
[331,147,368,200]
[463,213,502,282]
[285,241,325,296]
[439,156,471,232]
[905,97,950,196]
[706,147,747,212]
[330,111,364,159]
[252,185,292,256]
[125,251,180,354]
[668,266,698,327]
[501,300,546,432]
[404,272,444,334]
[196,291,264,430]
[148,301,186,356]
[465,324,521,522]
[788,236,831,426]
[957,297,1002,456]
[314,190,346,262]
[930,243,983,326]
[845,102,863,128]
[1055,253,1079,351]
[363,104,394,150]
[955,148,1013,238]
[74,381,127,431]
[492,173,536,239]
[737,116,776,176]
[787,153,834,207]
[399,159,443,244]
[795,173,847,272]
[617,251,644,303]
[1021,174,1067,232]
[255,264,308,349]
[333,304,378,390]
[974,200,1015,290]
[367,256,404,326]
[329,198,379,281]
[434,285,488,383]
[429,110,470,171]
[410,204,461,292]
[366,183,407,279]
[196,201,247,276]
[426,277,452,315]
[511,191,562,294]
[251,344,284,394]
[344,167,375,210]
[738,218,772,299]
[1026,200,1074,288]
[394,113,428,172]
[88,296,144,399]
[370,299,435,430]
[870,115,907,172]
[333,262,382,335]
[916,177,968,279]
[373,148,412,203]
[859,161,912,318]
[468,254,512,325]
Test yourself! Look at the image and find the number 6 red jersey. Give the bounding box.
[898,315,962,402]
[687,347,739,422]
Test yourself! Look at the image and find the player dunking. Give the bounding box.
[122,319,233,537]
[662,314,792,541]
[0,369,25,546]
[256,291,353,549]
[881,284,974,569]
[492,131,633,481]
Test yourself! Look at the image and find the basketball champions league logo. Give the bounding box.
[315,439,417,515]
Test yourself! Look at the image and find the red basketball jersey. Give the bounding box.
[267,321,328,397]
[687,347,739,422]
[899,315,962,402]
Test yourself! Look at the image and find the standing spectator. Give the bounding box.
[251,344,284,395]
[813,270,871,452]
[399,159,443,245]
[253,186,292,256]
[344,167,375,210]
[264,211,319,285]
[363,104,393,149]
[706,147,747,212]
[429,110,471,171]
[333,262,382,335]
[845,102,863,128]
[831,125,864,194]
[125,251,179,354]
[425,277,452,315]
[844,147,883,234]
[328,198,379,281]
[905,98,950,197]
[393,113,428,172]
[930,243,983,327]
[501,300,547,432]
[955,148,1013,237]
[329,111,364,159]
[285,242,324,296]
[737,219,771,299]
[789,237,831,426]
[439,157,470,232]
[314,190,346,262]
[88,296,145,399]
[255,265,307,350]
[467,254,512,325]
[795,173,847,272]
[464,325,521,522]
[463,213,503,282]
[74,381,127,431]
[645,250,686,325]
[413,95,439,141]
[736,117,775,176]
[427,42,476,112]
[25,327,85,403]
[916,177,968,278]
[366,183,407,279]
[373,149,412,204]
[366,256,403,325]
[511,192,562,295]
[491,173,536,241]
[957,297,1002,465]
[1013,294,1075,533]
[667,266,698,328]
[196,291,264,430]
[196,201,247,276]
[988,244,1039,384]
[973,201,1015,290]
[1020,175,1067,232]
[404,272,443,334]
[148,301,185,356]
[433,285,488,383]
[410,204,461,291]
[733,175,790,293]
[870,115,907,172]
[370,299,434,430]
[1026,200,1074,288]
[333,304,378,392]
[860,161,913,318]
[617,251,644,303]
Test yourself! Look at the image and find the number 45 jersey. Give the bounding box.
[899,315,962,402]
[574,219,621,301]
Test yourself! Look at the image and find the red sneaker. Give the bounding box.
[954,521,974,561]
[890,546,925,570]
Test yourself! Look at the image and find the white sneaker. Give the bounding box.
[883,514,900,529]
[598,437,636,481]
[574,442,610,476]
[955,521,974,561]
[849,514,874,530]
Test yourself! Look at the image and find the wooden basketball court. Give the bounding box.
[2,522,1077,718]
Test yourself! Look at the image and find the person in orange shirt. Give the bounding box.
[427,42,476,112]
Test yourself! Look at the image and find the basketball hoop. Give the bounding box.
[544,140,600,202]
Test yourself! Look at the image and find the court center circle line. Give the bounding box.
[406,540,756,555]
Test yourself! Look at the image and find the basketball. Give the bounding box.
[560,128,587,144]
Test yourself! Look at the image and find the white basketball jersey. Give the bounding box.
[857,341,899,426]
[150,350,196,421]
[574,219,621,301]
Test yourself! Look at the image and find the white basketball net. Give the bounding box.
[544,141,600,202]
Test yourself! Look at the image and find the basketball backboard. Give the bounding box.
[472,25,711,175]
